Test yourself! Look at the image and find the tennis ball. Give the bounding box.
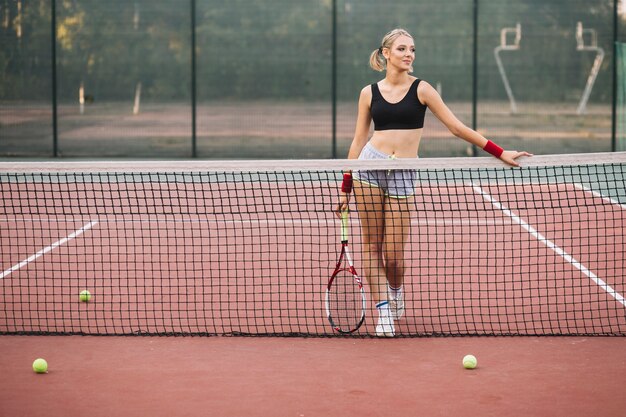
[79,290,92,302]
[463,354,477,369]
[32,358,48,374]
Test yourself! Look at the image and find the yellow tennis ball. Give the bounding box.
[463,354,477,369]
[32,358,48,374]
[79,290,92,302]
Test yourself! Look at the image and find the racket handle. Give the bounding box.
[341,210,349,242]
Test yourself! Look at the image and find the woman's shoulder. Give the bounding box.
[416,79,438,105]
[415,78,433,91]
[362,81,381,90]
[360,79,385,96]
[359,84,374,98]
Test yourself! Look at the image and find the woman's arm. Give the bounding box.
[418,81,531,167]
[336,86,373,215]
[346,86,374,160]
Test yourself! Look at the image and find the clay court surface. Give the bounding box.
[1,335,625,417]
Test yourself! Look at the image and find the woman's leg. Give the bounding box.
[353,180,387,304]
[383,196,413,319]
[383,196,413,289]
[354,179,396,336]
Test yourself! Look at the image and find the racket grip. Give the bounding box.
[341,210,349,242]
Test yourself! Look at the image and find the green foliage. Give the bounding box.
[0,0,52,99]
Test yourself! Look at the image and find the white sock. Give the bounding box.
[376,301,390,317]
[388,285,403,299]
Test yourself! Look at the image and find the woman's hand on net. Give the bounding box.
[500,150,533,167]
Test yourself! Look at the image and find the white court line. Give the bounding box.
[574,183,626,210]
[471,183,626,309]
[0,220,98,280]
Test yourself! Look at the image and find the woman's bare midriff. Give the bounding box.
[369,128,422,158]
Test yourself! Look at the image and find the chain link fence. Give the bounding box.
[1,0,624,158]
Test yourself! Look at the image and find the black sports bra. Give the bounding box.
[370,79,426,131]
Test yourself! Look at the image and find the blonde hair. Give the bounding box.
[369,28,414,73]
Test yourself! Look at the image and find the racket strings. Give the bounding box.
[328,269,364,332]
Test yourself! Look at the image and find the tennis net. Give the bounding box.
[1,153,625,337]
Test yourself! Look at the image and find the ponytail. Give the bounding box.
[369,47,386,72]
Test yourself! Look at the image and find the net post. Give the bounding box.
[471,0,478,157]
[613,0,618,151]
[190,0,197,158]
[331,0,337,159]
[51,0,58,157]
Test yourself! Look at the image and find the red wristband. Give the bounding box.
[483,140,504,158]
[341,173,353,193]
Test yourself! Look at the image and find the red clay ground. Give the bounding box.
[1,335,625,417]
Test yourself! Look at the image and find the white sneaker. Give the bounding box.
[389,290,405,320]
[375,314,395,337]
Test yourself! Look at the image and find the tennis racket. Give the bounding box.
[325,210,366,333]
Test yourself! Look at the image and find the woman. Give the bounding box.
[337,28,531,337]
